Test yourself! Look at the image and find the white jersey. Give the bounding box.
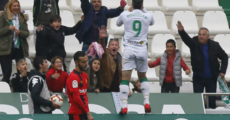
[117,9,154,51]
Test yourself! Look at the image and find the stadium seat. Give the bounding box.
[171,11,199,35]
[18,0,34,10]
[69,59,75,72]
[11,60,17,77]
[192,0,222,12]
[24,10,34,34]
[59,0,70,10]
[148,11,171,37]
[214,34,230,57]
[181,34,196,58]
[0,81,11,93]
[202,11,230,34]
[150,34,176,59]
[29,35,36,58]
[110,17,124,38]
[149,82,161,93]
[224,58,230,82]
[180,82,193,93]
[70,0,82,12]
[161,0,192,12]
[143,0,161,11]
[60,10,75,27]
[101,0,129,10]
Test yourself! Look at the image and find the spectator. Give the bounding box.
[11,58,29,92]
[97,26,122,92]
[148,39,190,93]
[46,56,68,92]
[177,21,228,109]
[36,15,82,71]
[33,0,60,45]
[77,0,126,52]
[86,58,101,93]
[0,0,8,11]
[0,0,29,84]
[28,56,60,114]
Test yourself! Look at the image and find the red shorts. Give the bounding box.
[68,114,87,120]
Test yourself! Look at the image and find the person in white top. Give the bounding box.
[116,0,154,114]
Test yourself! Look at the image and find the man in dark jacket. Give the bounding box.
[28,56,60,114]
[0,0,8,11]
[36,15,82,71]
[77,0,126,52]
[177,21,228,109]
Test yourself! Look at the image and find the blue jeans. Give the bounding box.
[193,74,217,109]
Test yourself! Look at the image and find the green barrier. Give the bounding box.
[0,114,230,120]
[0,93,204,114]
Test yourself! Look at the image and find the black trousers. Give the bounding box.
[161,82,180,93]
[193,75,217,109]
[68,114,87,120]
[0,47,24,83]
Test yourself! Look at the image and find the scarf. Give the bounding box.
[9,14,21,49]
[218,76,230,109]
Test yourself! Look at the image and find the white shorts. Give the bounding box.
[122,49,148,72]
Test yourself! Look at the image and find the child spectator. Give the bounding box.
[148,39,190,93]
[11,58,29,92]
[36,15,82,71]
[86,58,101,93]
[46,56,68,92]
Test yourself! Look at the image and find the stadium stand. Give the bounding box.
[171,11,199,35]
[181,34,196,58]
[101,0,129,10]
[214,34,230,57]
[192,0,223,12]
[24,10,33,34]
[161,0,192,12]
[18,0,33,10]
[180,82,193,93]
[70,0,83,13]
[69,59,75,73]
[224,58,230,82]
[202,11,230,35]
[149,82,161,93]
[143,0,161,11]
[110,17,124,39]
[59,0,70,10]
[0,81,11,93]
[150,34,176,59]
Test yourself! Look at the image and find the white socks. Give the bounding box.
[141,81,150,105]
[119,84,129,108]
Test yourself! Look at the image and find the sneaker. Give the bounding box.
[119,108,127,115]
[144,104,151,113]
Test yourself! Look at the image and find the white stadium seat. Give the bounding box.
[101,0,129,10]
[29,35,36,58]
[222,58,230,82]
[202,11,230,34]
[119,37,124,55]
[0,82,11,93]
[59,0,70,10]
[192,0,222,12]
[110,17,124,38]
[161,0,192,12]
[18,0,34,10]
[24,10,34,34]
[70,0,85,12]
[149,82,161,93]
[171,11,199,35]
[148,11,171,37]
[69,59,75,72]
[214,34,230,57]
[150,34,176,59]
[181,34,196,58]
[143,0,161,11]
[180,82,193,93]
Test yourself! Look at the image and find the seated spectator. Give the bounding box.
[86,58,101,93]
[97,26,122,92]
[77,0,126,52]
[46,56,68,92]
[11,58,29,92]
[148,39,190,93]
[36,15,82,71]
[0,0,29,84]
[0,0,8,11]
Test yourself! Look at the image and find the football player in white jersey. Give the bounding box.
[116,0,154,114]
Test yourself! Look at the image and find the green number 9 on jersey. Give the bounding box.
[133,20,142,37]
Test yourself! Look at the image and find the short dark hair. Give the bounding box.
[33,56,46,70]
[16,58,26,66]
[132,0,143,9]
[50,15,61,24]
[166,39,176,47]
[74,51,86,62]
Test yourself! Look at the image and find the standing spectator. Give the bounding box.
[36,15,82,71]
[77,0,126,52]
[28,56,60,114]
[0,0,8,11]
[0,0,29,84]
[11,58,29,92]
[33,0,60,45]
[177,21,228,109]
[148,39,190,93]
[46,56,68,92]
[86,58,101,93]
[97,26,122,92]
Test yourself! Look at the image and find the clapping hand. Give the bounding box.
[37,24,44,32]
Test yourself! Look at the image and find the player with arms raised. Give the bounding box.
[116,0,154,114]
[66,51,94,120]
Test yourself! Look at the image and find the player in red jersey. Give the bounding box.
[66,51,94,120]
